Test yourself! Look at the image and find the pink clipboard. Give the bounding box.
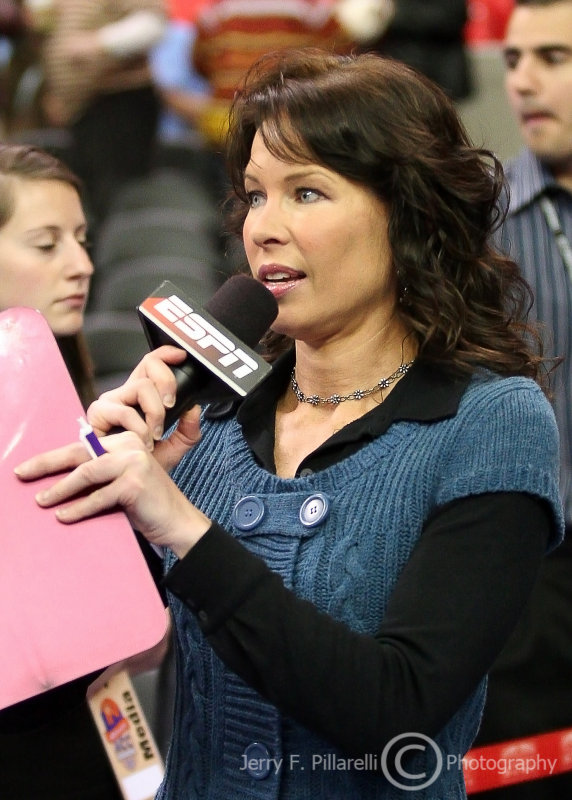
[0,308,167,710]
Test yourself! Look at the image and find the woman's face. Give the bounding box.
[242,130,398,346]
[0,178,93,336]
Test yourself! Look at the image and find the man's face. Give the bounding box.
[504,1,572,183]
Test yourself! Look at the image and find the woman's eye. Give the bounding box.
[246,191,265,208]
[297,188,321,203]
[36,243,56,252]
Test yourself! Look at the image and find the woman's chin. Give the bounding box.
[48,311,84,338]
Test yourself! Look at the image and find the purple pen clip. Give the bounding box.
[78,417,106,459]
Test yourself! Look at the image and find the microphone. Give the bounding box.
[136,274,278,429]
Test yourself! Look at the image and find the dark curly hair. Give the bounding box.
[224,48,548,386]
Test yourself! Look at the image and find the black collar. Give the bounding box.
[209,349,470,475]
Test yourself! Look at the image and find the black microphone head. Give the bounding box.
[204,274,278,348]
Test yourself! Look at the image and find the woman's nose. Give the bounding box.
[248,203,289,247]
[67,238,94,278]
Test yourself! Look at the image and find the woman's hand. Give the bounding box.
[87,345,203,472]
[87,345,188,445]
[15,423,210,559]
[14,345,210,558]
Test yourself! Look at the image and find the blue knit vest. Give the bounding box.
[158,373,563,800]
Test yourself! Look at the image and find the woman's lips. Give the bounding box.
[262,278,303,298]
[258,266,306,298]
[58,294,87,310]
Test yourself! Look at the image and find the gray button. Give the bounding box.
[232,495,265,531]
[299,493,330,527]
[299,468,314,477]
[243,741,272,779]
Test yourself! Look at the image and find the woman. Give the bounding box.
[0,143,94,406]
[17,51,564,799]
[0,143,123,799]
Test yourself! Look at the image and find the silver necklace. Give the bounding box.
[290,360,414,406]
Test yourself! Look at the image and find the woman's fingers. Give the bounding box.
[87,346,189,443]
[28,432,150,520]
[15,441,89,481]
[126,345,188,413]
[15,426,209,557]
[88,389,158,449]
[15,404,202,502]
[49,473,123,524]
[34,454,118,514]
[153,405,202,472]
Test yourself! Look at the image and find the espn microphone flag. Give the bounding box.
[137,275,277,428]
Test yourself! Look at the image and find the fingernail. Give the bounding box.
[163,394,175,408]
[35,491,49,504]
[55,507,69,520]
[153,425,163,441]
[14,460,32,477]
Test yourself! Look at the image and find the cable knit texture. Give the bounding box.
[158,371,563,799]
